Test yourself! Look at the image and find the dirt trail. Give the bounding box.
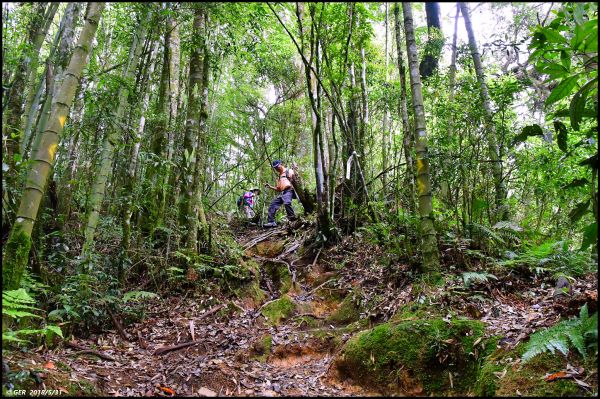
[6,222,377,397]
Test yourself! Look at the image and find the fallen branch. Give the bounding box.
[66,341,116,361]
[107,308,132,341]
[198,303,226,321]
[306,278,336,296]
[153,340,201,356]
[292,313,325,320]
[311,247,323,269]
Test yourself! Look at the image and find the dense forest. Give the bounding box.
[2,2,598,397]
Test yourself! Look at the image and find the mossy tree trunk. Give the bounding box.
[402,2,440,277]
[82,7,149,255]
[2,2,105,291]
[459,2,508,222]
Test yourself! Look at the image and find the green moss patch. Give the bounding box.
[254,240,286,258]
[335,318,489,395]
[261,295,296,325]
[264,261,292,295]
[475,342,596,397]
[327,292,361,325]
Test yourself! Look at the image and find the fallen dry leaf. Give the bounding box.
[159,386,176,396]
[543,371,569,382]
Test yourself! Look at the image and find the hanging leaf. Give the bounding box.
[568,200,590,222]
[553,121,569,152]
[580,222,597,250]
[545,75,580,107]
[513,124,544,145]
[570,78,597,131]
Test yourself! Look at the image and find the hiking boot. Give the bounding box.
[263,222,277,227]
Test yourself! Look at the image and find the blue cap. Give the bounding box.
[272,160,282,168]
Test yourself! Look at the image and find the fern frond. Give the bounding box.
[522,307,598,363]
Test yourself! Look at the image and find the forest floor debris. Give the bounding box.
[3,221,597,396]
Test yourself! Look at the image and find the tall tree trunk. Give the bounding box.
[180,5,210,254]
[121,37,158,280]
[381,2,391,197]
[459,2,508,222]
[299,2,338,242]
[402,2,440,277]
[394,3,415,212]
[2,3,104,291]
[82,9,149,255]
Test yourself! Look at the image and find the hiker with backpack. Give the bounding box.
[237,188,261,219]
[263,160,297,227]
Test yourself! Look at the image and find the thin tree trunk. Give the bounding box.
[394,3,415,212]
[83,9,149,255]
[2,3,104,291]
[402,2,440,277]
[459,2,508,222]
[20,3,60,136]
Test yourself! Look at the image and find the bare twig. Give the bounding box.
[306,279,336,296]
[66,341,116,361]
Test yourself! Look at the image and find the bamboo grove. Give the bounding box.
[2,3,598,294]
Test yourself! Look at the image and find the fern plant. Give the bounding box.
[461,271,498,288]
[2,289,63,344]
[522,304,598,362]
[498,240,594,277]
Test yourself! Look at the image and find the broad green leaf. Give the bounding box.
[580,222,597,250]
[560,50,571,70]
[568,200,590,222]
[545,76,580,106]
[570,77,597,131]
[553,121,568,152]
[541,27,567,44]
[539,62,569,80]
[574,4,585,25]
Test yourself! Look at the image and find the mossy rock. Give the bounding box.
[255,240,286,258]
[248,334,273,362]
[236,260,268,308]
[261,295,296,325]
[475,341,596,397]
[327,291,361,325]
[264,261,292,295]
[335,318,490,395]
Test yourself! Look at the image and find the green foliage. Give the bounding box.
[522,304,598,362]
[497,240,594,277]
[2,288,63,346]
[461,271,498,288]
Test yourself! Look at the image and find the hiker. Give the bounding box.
[237,188,260,219]
[263,160,297,227]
